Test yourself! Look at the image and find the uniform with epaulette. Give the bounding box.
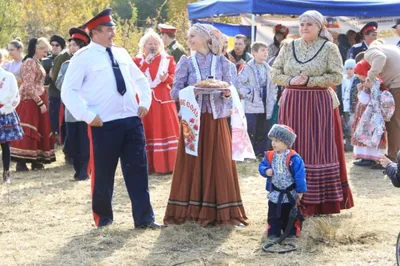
[348,22,378,59]
[158,24,187,63]
[61,8,160,229]
[158,24,187,113]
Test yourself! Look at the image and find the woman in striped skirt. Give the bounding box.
[271,10,354,216]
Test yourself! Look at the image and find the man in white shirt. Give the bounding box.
[61,8,162,229]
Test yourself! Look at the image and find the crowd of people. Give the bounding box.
[0,8,399,237]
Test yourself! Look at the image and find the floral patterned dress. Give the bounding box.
[10,58,56,163]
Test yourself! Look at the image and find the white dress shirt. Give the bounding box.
[0,67,20,114]
[61,42,151,124]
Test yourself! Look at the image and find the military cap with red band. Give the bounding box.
[158,24,177,34]
[85,8,115,31]
[360,21,378,36]
[68,27,90,44]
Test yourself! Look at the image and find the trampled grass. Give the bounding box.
[0,150,398,266]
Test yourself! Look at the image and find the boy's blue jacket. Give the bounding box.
[258,153,307,193]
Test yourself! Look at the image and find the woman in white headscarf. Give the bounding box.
[164,23,248,226]
[271,10,354,216]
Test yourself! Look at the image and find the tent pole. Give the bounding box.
[251,14,255,43]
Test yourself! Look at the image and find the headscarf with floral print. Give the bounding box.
[191,23,224,55]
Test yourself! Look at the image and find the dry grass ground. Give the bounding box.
[0,149,398,266]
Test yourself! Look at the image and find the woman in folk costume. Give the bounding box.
[0,50,24,183]
[133,29,179,174]
[164,23,248,226]
[271,10,354,216]
[11,38,56,171]
[56,27,91,180]
[352,60,394,168]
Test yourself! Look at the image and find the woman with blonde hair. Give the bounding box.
[11,37,56,171]
[133,29,179,174]
[4,39,24,86]
[271,10,354,216]
[163,23,248,226]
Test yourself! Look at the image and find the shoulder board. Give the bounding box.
[74,46,90,56]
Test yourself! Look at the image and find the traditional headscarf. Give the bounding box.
[299,10,333,42]
[354,60,371,77]
[190,23,224,55]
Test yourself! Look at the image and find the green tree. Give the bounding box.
[113,3,142,55]
[0,0,25,47]
[21,0,111,40]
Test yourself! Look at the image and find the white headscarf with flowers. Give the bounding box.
[299,10,333,42]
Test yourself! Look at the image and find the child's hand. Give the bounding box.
[297,193,303,205]
[266,169,273,176]
[364,78,373,89]
[379,154,392,168]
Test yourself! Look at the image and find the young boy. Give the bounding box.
[336,59,359,152]
[380,152,400,187]
[259,124,307,238]
[238,42,277,158]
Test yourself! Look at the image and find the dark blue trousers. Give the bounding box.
[246,113,268,157]
[49,96,60,134]
[90,117,154,227]
[64,122,89,180]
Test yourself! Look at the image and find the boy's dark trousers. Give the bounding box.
[267,200,299,237]
[246,113,268,157]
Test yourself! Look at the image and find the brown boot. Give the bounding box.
[3,170,10,184]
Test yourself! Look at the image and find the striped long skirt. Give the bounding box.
[279,86,354,216]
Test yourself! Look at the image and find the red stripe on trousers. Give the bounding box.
[58,103,65,143]
[87,126,100,227]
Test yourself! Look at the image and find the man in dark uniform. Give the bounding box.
[158,24,187,64]
[348,21,378,59]
[42,35,66,141]
[159,24,186,114]
[392,18,400,47]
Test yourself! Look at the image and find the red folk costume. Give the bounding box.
[10,58,56,163]
[133,53,179,174]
